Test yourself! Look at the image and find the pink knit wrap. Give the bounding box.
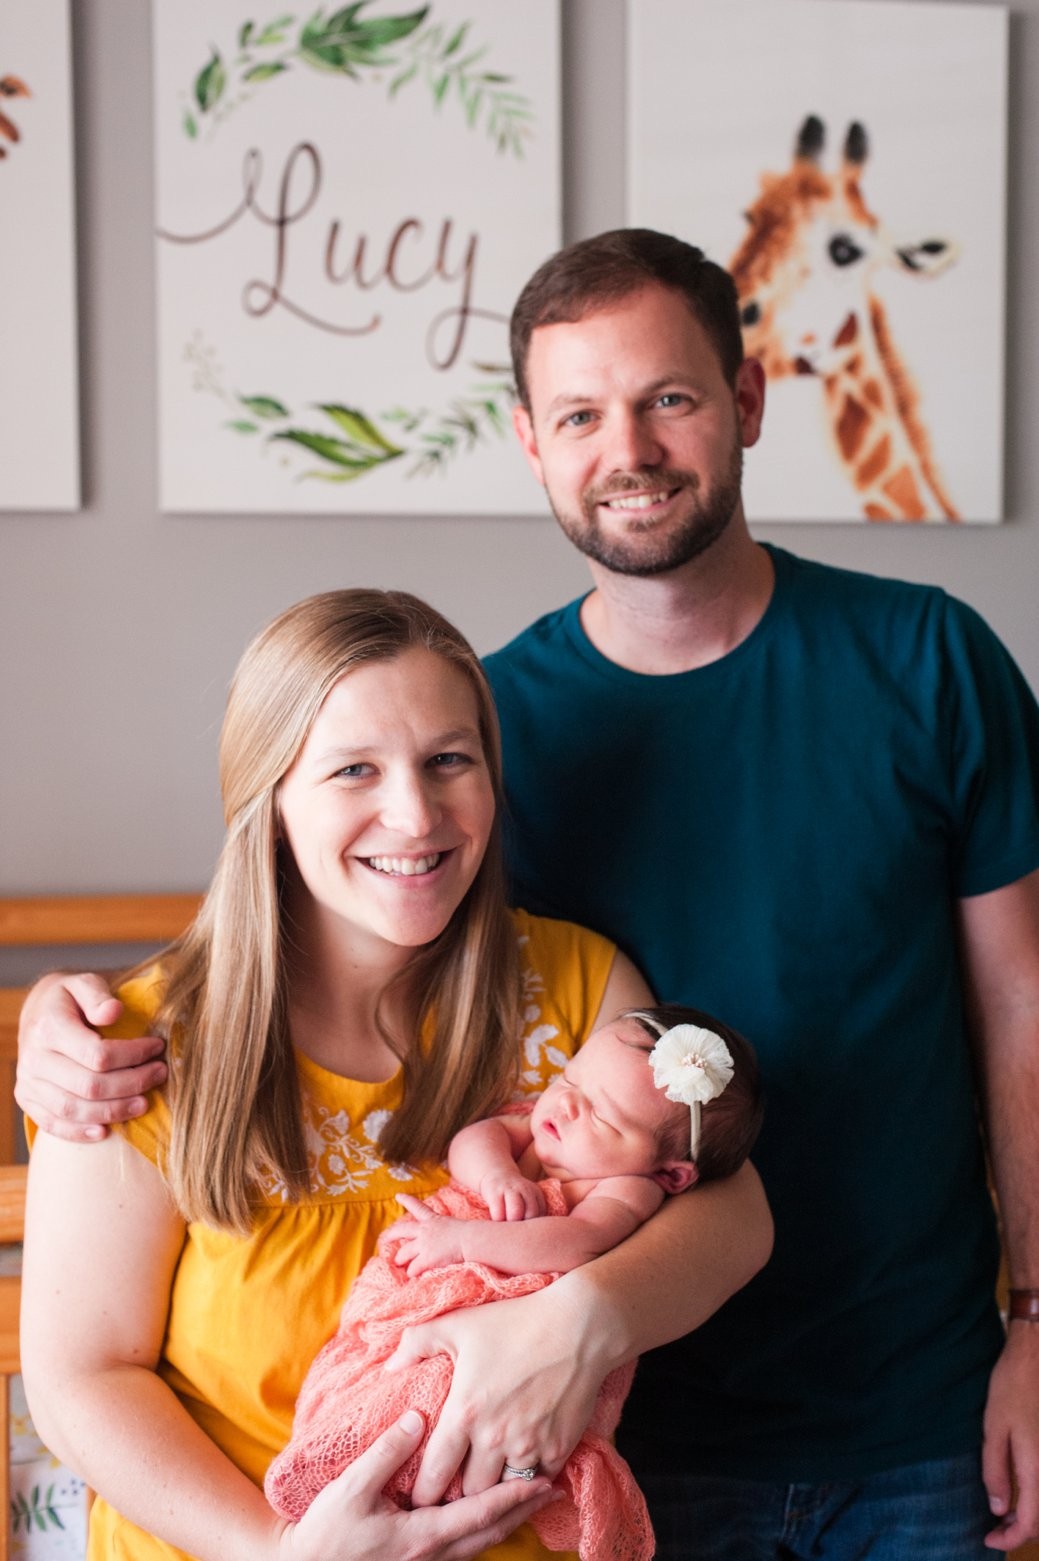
[264,1178,654,1559]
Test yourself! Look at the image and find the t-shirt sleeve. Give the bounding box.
[941,598,1039,897]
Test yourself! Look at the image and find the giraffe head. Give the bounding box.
[729,115,957,381]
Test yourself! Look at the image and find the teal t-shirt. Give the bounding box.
[485,545,1039,1482]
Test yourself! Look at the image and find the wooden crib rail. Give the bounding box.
[0,894,202,948]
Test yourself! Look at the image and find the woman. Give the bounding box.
[21,589,771,1561]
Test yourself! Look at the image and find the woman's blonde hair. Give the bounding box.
[150,589,520,1231]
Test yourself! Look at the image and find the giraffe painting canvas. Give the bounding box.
[730,113,960,522]
[628,0,1007,524]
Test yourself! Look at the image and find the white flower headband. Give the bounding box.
[632,1015,735,1160]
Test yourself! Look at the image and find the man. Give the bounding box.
[18,230,1039,1559]
[485,230,1039,1558]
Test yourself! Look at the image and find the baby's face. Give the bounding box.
[529,1020,674,1182]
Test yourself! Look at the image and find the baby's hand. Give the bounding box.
[479,1172,545,1222]
[388,1199,467,1278]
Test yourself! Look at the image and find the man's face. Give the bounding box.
[513,284,764,577]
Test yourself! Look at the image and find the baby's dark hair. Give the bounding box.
[621,1004,764,1182]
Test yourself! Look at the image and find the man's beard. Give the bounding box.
[547,440,744,578]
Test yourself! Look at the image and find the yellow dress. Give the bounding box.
[88,908,616,1561]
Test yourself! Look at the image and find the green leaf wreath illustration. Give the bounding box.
[184,333,517,484]
[11,1483,66,1535]
[181,4,533,156]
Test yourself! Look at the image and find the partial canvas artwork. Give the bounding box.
[628,0,1007,523]
[0,0,80,511]
[153,1,561,513]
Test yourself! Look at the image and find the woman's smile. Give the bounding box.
[365,851,445,877]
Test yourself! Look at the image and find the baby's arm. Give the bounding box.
[391,1177,665,1278]
[448,1114,546,1221]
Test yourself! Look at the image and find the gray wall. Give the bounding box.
[2,0,1036,896]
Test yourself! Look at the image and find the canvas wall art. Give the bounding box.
[628,0,1007,523]
[153,1,561,513]
[0,0,80,511]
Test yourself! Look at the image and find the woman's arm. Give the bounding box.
[387,950,774,1503]
[21,1133,555,1561]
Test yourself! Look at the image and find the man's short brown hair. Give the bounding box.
[510,228,744,408]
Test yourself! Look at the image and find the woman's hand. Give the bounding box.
[16,970,167,1139]
[384,1279,608,1505]
[276,1410,556,1561]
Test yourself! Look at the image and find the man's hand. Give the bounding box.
[982,1323,1039,1549]
[16,971,167,1141]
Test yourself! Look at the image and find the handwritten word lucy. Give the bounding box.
[158,142,497,370]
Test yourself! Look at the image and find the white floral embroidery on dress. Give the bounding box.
[513,935,569,1096]
[255,1098,414,1201]
[364,1111,416,1181]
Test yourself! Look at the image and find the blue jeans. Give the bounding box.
[634,1452,993,1560]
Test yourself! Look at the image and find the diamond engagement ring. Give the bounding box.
[502,1462,539,1481]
